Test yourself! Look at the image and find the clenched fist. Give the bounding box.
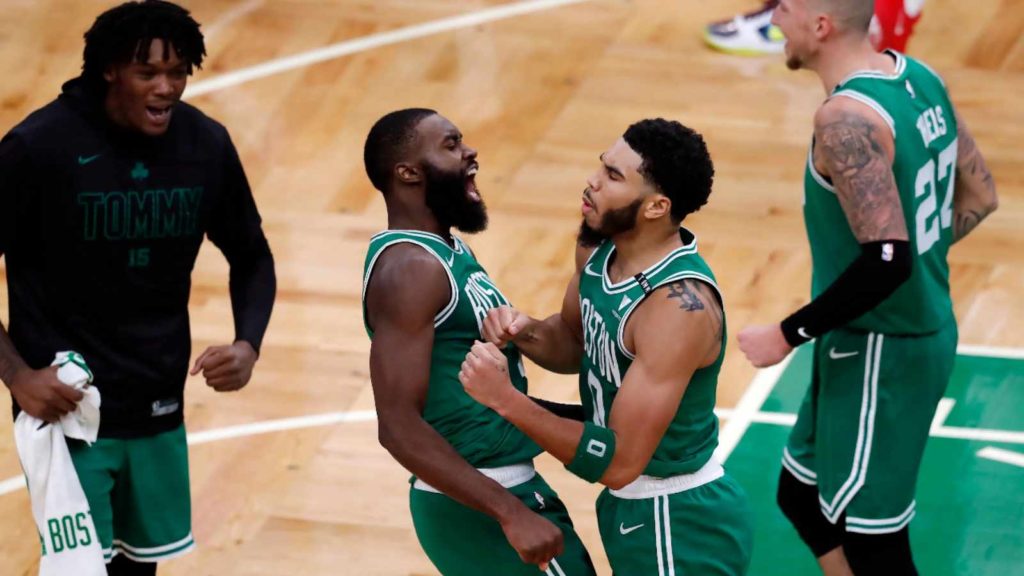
[481,306,531,348]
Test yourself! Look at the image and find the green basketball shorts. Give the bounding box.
[409,463,596,576]
[68,424,194,563]
[596,460,753,575]
[784,322,958,533]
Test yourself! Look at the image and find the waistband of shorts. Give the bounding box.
[609,458,724,500]
[837,318,955,340]
[412,462,536,494]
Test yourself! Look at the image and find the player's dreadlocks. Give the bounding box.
[82,0,206,89]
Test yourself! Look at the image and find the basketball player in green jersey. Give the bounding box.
[361,109,595,576]
[460,119,754,575]
[737,1,998,574]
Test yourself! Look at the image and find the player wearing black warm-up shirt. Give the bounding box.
[0,2,275,574]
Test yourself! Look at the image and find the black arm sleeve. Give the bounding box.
[207,135,276,354]
[529,396,586,421]
[781,240,912,347]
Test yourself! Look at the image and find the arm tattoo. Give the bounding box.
[817,112,906,242]
[952,121,998,243]
[667,281,704,311]
[666,280,724,340]
[953,209,986,242]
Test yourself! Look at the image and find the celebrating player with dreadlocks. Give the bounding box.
[0,2,276,573]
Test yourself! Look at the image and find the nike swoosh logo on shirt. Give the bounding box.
[829,348,859,360]
[619,523,644,535]
[584,263,602,278]
[78,154,101,165]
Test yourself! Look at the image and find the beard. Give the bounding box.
[423,162,488,234]
[785,53,803,70]
[577,198,643,248]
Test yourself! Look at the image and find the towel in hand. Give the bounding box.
[14,351,106,575]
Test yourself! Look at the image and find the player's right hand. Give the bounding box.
[8,367,85,423]
[499,506,564,570]
[481,305,529,348]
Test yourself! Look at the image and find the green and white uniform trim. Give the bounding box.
[68,424,194,565]
[804,49,958,336]
[781,446,817,486]
[578,228,723,477]
[817,333,884,524]
[362,230,540,469]
[846,501,917,534]
[361,230,461,328]
[108,533,196,563]
[579,229,754,574]
[791,50,962,532]
[784,321,958,533]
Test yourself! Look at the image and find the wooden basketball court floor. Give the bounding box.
[1,0,1022,574]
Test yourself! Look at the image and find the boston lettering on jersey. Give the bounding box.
[580,296,622,389]
[362,230,541,468]
[464,271,507,333]
[578,230,724,477]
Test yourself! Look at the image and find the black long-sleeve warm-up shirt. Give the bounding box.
[0,77,276,438]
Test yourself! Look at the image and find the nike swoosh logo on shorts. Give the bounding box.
[829,347,859,360]
[619,522,644,535]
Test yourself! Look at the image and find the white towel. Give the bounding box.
[14,351,106,576]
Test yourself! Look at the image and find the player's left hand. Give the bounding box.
[459,341,518,410]
[190,341,258,392]
[737,323,793,368]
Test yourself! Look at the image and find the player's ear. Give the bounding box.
[103,65,118,84]
[395,162,421,185]
[644,194,671,220]
[814,13,833,40]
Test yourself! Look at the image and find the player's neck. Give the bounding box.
[815,37,891,94]
[384,193,450,240]
[608,226,683,283]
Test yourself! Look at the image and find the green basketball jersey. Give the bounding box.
[362,230,541,468]
[577,228,724,477]
[804,51,957,335]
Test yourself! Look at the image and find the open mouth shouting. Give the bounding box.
[145,103,174,126]
[465,163,481,202]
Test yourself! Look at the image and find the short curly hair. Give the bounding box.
[622,119,714,223]
[364,108,437,193]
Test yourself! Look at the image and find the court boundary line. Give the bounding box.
[716,343,1024,466]
[184,0,597,98]
[714,354,795,463]
[977,447,1024,468]
[2,344,1021,497]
